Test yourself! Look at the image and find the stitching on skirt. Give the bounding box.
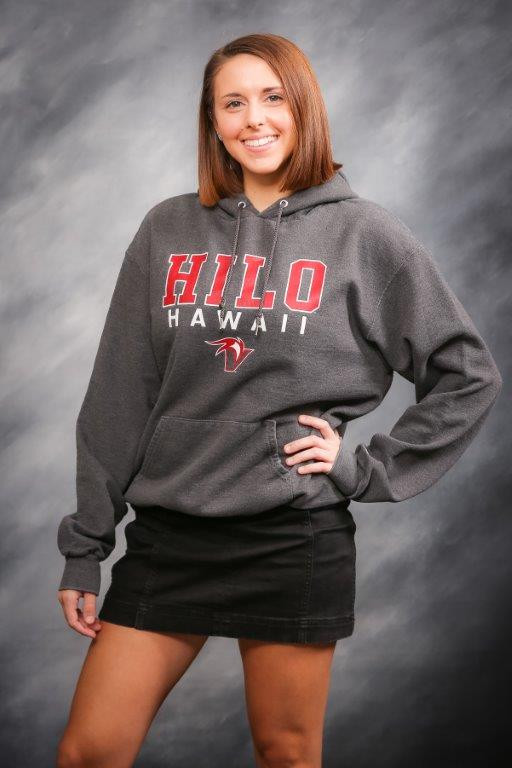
[298,510,314,642]
[105,595,353,625]
[350,532,357,617]
[134,540,162,629]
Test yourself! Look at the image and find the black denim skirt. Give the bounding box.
[98,501,357,645]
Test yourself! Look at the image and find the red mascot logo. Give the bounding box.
[205,336,255,373]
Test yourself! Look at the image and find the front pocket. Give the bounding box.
[125,416,295,517]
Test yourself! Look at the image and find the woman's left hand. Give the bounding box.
[283,414,341,474]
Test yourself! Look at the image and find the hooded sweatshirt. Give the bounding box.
[57,170,503,595]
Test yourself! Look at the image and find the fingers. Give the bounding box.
[82,591,98,626]
[284,415,342,475]
[57,590,102,638]
[284,434,323,454]
[297,414,336,437]
[296,461,334,474]
[77,604,103,636]
[284,445,333,472]
[284,433,341,457]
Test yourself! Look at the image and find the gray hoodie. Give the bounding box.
[57,170,502,595]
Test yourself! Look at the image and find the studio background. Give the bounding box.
[1,1,510,766]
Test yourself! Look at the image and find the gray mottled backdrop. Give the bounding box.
[1,1,511,766]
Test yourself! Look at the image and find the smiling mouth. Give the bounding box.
[241,135,280,147]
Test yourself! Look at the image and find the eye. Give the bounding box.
[225,94,284,109]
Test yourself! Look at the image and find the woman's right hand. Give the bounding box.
[58,589,103,638]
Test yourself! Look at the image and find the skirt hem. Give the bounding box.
[98,594,354,644]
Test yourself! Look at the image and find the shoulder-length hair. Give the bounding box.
[198,33,343,206]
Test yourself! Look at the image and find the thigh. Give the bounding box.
[58,621,208,768]
[238,637,337,767]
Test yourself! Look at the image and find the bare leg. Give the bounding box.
[57,621,209,768]
[238,637,337,768]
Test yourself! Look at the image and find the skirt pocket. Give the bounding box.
[307,504,357,620]
[107,518,162,601]
[124,416,295,516]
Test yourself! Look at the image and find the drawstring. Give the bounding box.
[254,198,288,336]
[218,200,246,326]
[218,198,289,336]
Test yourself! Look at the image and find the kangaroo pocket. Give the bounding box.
[124,416,295,517]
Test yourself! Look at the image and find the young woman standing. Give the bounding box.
[56,33,502,768]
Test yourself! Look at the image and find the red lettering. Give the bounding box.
[162,253,207,307]
[284,260,326,313]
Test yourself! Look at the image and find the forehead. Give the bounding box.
[214,54,283,97]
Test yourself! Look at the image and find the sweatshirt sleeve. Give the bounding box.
[327,242,503,503]
[57,213,162,594]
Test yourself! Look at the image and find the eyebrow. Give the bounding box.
[220,86,284,99]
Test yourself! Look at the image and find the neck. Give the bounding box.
[242,169,293,213]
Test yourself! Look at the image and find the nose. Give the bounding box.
[245,99,267,127]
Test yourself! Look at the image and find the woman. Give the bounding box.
[56,33,502,768]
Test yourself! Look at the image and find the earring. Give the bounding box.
[216,131,222,141]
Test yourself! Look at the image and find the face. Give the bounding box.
[211,53,297,184]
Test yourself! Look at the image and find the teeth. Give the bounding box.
[243,135,278,147]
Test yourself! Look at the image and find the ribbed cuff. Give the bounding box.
[58,557,101,595]
[327,445,359,498]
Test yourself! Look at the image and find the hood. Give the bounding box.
[217,168,358,219]
[215,169,359,335]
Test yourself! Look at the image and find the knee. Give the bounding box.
[254,733,317,768]
[56,735,98,768]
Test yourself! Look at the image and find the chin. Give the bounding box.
[240,157,287,174]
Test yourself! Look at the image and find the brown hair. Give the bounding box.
[198,33,343,206]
